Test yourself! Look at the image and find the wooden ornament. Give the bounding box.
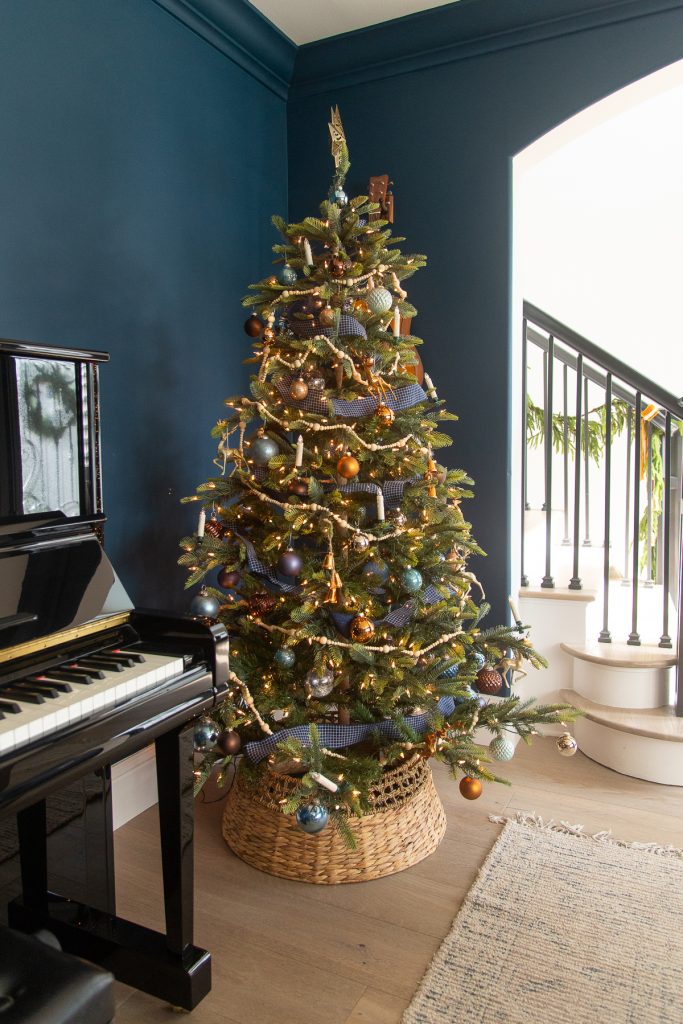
[349,615,375,644]
[459,776,482,800]
[337,454,360,479]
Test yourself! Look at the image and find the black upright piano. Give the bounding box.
[0,338,229,1010]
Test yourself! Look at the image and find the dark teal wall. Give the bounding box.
[0,0,287,609]
[288,1,683,619]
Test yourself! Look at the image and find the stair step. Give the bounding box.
[561,641,677,670]
[560,688,683,742]
[519,587,596,603]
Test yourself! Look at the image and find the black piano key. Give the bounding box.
[1,688,45,705]
[26,675,74,693]
[48,669,100,684]
[99,653,136,667]
[0,700,21,714]
[77,657,124,673]
[112,648,146,664]
[16,682,60,699]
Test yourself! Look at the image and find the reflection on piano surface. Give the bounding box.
[0,338,229,1011]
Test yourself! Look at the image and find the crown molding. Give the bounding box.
[290,0,683,99]
[152,0,296,99]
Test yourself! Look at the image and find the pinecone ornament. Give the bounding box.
[248,592,276,617]
[476,667,503,695]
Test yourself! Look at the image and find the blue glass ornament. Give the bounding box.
[401,568,423,594]
[472,651,486,670]
[362,560,389,584]
[190,592,220,618]
[295,801,329,834]
[489,736,516,762]
[193,716,219,752]
[279,264,298,285]
[251,436,279,466]
[366,287,393,315]
[328,186,348,207]
[274,648,296,669]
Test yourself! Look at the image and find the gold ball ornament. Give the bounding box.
[375,404,395,427]
[319,305,335,327]
[459,776,483,800]
[289,377,310,401]
[262,327,275,344]
[557,732,578,757]
[349,615,375,644]
[337,454,360,479]
[266,276,279,287]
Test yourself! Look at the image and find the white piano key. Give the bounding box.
[0,652,186,754]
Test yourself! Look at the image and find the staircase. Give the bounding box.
[519,304,683,785]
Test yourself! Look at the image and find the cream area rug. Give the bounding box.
[404,813,683,1024]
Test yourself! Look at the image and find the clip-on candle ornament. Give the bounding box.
[310,771,339,793]
[392,305,401,338]
[294,434,304,469]
[197,508,206,539]
[303,238,313,266]
[424,373,438,400]
[376,491,385,522]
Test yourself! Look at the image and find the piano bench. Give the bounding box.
[0,926,115,1024]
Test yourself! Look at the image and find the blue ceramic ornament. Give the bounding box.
[366,287,393,315]
[274,648,296,669]
[401,568,423,594]
[295,801,329,834]
[190,592,220,618]
[472,651,486,670]
[279,264,298,285]
[440,663,459,679]
[251,436,279,466]
[453,685,478,705]
[193,716,219,752]
[328,186,348,207]
[489,735,516,762]
[362,560,389,584]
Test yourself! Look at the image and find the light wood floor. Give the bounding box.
[112,739,683,1023]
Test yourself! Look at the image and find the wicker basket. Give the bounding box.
[221,754,447,884]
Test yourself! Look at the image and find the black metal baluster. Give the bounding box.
[583,376,591,545]
[521,319,529,587]
[599,374,612,642]
[541,348,548,512]
[628,392,642,645]
[660,412,672,648]
[622,405,632,585]
[645,419,654,586]
[569,355,583,590]
[541,336,554,588]
[562,363,570,545]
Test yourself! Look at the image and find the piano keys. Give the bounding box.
[0,338,229,1010]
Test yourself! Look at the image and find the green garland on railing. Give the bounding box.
[526,398,681,577]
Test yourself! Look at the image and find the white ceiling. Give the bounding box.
[248,0,461,46]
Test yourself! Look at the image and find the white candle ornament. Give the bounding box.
[424,373,438,399]
[197,509,206,538]
[310,771,338,793]
[376,492,385,522]
[303,239,313,266]
[295,434,304,468]
[392,306,401,337]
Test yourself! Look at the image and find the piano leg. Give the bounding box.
[17,800,48,912]
[155,723,195,955]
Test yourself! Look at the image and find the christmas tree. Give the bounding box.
[181,109,577,839]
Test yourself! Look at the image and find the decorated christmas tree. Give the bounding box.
[180,109,577,854]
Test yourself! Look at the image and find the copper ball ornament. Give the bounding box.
[459,776,483,800]
[217,729,242,756]
[330,256,346,277]
[203,518,224,539]
[244,314,263,338]
[217,567,240,589]
[337,454,360,479]
[349,615,375,644]
[557,732,578,757]
[289,377,310,401]
[248,592,276,617]
[375,404,395,427]
[288,478,309,497]
[476,668,504,695]
[319,306,335,327]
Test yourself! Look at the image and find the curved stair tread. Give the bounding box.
[560,688,683,742]
[560,641,677,670]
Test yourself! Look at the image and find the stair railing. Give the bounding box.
[521,302,683,713]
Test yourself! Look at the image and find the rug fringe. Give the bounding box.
[489,811,683,859]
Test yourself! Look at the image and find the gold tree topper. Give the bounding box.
[328,105,348,174]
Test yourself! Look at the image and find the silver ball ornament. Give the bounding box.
[304,668,335,698]
[250,436,279,466]
[190,592,220,618]
[388,508,407,528]
[366,287,393,315]
[328,186,348,207]
[193,716,219,752]
[295,801,329,834]
[489,736,516,762]
[306,373,326,392]
[352,534,370,552]
[279,264,298,285]
[557,732,578,757]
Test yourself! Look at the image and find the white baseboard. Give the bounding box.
[111,745,158,830]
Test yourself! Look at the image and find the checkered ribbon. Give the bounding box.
[275,375,427,420]
[340,477,419,509]
[238,533,300,594]
[285,313,367,341]
[243,696,457,764]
